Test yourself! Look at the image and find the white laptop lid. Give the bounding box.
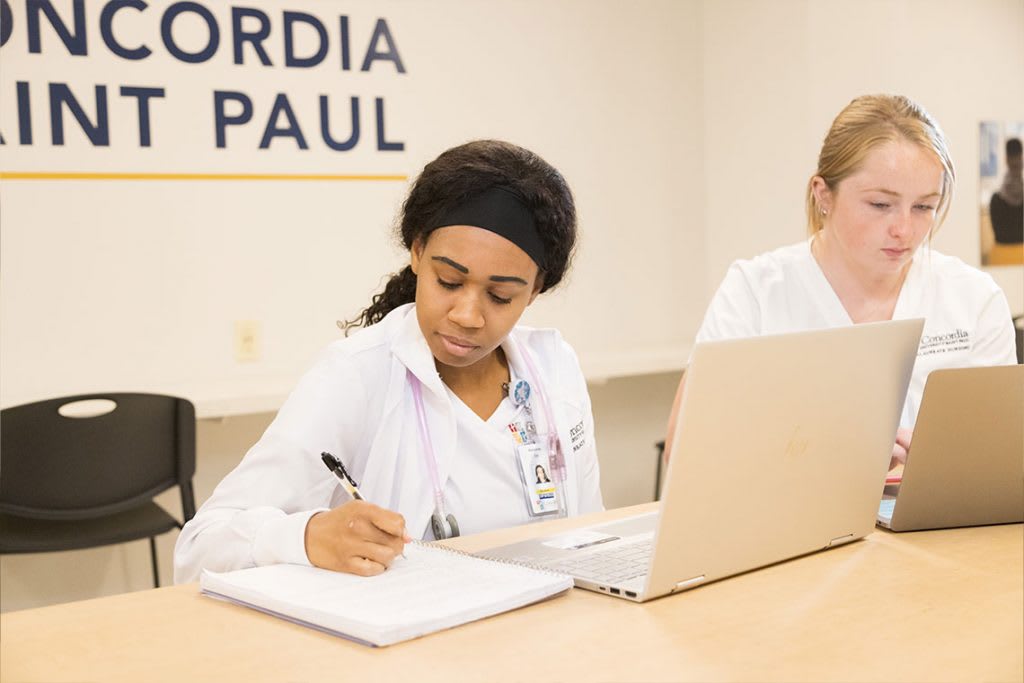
[644,319,923,598]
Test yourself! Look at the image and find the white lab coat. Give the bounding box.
[174,304,603,583]
[696,241,1017,427]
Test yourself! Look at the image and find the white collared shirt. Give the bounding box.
[695,241,1017,427]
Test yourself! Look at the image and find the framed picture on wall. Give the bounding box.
[979,121,1024,266]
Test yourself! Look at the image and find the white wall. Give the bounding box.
[701,0,1024,312]
[0,0,705,413]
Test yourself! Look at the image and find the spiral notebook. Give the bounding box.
[199,542,573,647]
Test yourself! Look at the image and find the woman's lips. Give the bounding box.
[439,334,478,357]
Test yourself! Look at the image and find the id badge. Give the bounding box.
[516,442,559,516]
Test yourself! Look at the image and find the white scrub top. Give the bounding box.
[696,240,1017,427]
[440,381,534,538]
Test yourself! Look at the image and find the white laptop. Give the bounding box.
[878,364,1024,531]
[478,319,924,602]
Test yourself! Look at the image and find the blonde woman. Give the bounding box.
[666,94,1016,465]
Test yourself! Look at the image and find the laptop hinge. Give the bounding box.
[673,575,706,592]
[827,533,855,548]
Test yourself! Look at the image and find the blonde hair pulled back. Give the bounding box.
[806,94,955,236]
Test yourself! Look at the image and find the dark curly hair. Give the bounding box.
[343,140,577,333]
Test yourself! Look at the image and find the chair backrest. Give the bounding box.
[0,393,196,521]
[1015,316,1024,365]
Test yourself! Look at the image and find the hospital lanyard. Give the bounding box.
[517,347,567,484]
[406,347,567,522]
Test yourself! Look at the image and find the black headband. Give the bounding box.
[426,186,546,269]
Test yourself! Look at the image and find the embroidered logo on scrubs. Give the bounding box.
[570,420,586,452]
[919,329,970,357]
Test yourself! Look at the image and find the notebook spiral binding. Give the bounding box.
[412,540,571,579]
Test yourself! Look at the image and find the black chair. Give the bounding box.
[1014,315,1024,365]
[654,440,666,501]
[0,393,196,588]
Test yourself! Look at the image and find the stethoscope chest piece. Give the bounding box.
[431,511,460,539]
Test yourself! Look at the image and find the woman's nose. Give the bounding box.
[448,293,485,328]
[889,210,913,239]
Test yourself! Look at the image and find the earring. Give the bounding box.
[820,208,829,216]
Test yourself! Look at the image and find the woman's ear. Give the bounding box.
[410,237,425,275]
[810,176,833,214]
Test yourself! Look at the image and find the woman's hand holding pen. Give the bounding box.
[304,501,411,576]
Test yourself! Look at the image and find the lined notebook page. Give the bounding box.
[200,543,572,647]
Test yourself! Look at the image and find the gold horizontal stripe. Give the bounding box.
[0,171,408,182]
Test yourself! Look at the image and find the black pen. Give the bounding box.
[322,451,409,557]
[321,452,364,501]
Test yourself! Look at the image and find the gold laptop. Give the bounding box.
[481,320,924,601]
[878,364,1024,531]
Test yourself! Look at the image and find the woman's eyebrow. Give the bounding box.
[490,275,529,285]
[865,188,941,199]
[432,256,468,273]
[432,255,528,285]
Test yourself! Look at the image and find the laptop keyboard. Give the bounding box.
[541,537,652,584]
[878,498,896,520]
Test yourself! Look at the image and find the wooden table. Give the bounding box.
[2,504,1021,682]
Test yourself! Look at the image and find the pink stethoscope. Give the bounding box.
[406,346,567,539]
